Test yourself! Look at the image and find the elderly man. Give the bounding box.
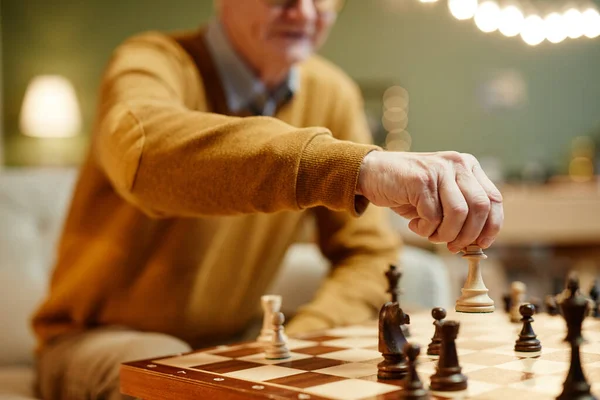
[32,0,503,399]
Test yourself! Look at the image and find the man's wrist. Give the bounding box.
[356,150,378,196]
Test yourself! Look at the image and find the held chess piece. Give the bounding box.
[264,312,291,360]
[400,343,430,400]
[377,302,410,380]
[514,303,542,352]
[386,265,410,337]
[427,307,446,356]
[258,295,283,344]
[430,320,468,391]
[455,245,494,313]
[510,281,527,323]
[556,276,597,400]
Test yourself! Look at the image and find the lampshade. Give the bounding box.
[19,75,82,138]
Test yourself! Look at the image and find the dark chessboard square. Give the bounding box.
[273,357,346,371]
[211,347,264,358]
[192,360,262,374]
[265,372,347,388]
[293,345,346,356]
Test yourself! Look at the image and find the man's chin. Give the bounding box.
[278,44,314,64]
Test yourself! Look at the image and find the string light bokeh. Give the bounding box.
[382,86,412,152]
[417,0,600,45]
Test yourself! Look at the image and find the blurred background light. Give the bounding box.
[475,1,501,33]
[563,8,585,39]
[520,14,545,46]
[544,12,568,44]
[583,8,600,38]
[499,5,525,37]
[448,0,478,20]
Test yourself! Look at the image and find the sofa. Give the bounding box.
[0,167,451,399]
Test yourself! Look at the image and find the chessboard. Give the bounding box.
[120,309,600,400]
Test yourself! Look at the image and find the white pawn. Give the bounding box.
[258,295,282,344]
[265,312,291,360]
[455,245,495,313]
[510,281,526,323]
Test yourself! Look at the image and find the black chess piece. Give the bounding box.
[400,343,430,400]
[589,280,599,318]
[386,265,402,304]
[427,307,446,356]
[546,295,560,316]
[514,303,542,352]
[502,293,512,313]
[429,320,468,392]
[529,296,542,314]
[385,265,410,337]
[557,275,597,400]
[377,302,410,380]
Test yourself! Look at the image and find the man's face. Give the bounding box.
[219,0,341,68]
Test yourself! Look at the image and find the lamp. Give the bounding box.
[19,75,82,138]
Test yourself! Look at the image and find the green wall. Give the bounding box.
[2,0,600,174]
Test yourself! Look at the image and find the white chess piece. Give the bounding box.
[265,312,291,360]
[455,245,495,313]
[510,281,526,322]
[258,295,282,344]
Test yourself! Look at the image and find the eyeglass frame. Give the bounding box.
[263,0,346,13]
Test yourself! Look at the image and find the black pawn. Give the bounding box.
[557,275,597,400]
[515,303,542,352]
[400,343,430,400]
[429,321,468,392]
[589,280,599,318]
[546,295,560,316]
[502,293,512,313]
[427,307,446,356]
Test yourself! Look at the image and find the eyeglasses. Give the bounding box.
[264,0,345,13]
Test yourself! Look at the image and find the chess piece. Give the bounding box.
[502,293,512,313]
[386,265,410,337]
[400,343,430,400]
[455,245,494,313]
[377,302,410,380]
[557,275,597,400]
[514,303,542,352]
[510,281,527,323]
[589,280,599,318]
[264,312,291,360]
[529,296,542,314]
[258,294,282,343]
[430,320,468,391]
[427,307,446,356]
[545,294,560,316]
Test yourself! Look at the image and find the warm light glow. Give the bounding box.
[419,0,438,3]
[582,8,600,38]
[563,9,584,39]
[520,15,545,45]
[475,1,500,32]
[544,13,568,43]
[498,5,525,37]
[448,0,478,20]
[19,75,81,138]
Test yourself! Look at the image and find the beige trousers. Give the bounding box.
[35,327,192,400]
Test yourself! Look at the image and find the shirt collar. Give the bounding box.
[204,19,299,116]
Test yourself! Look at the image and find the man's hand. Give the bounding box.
[356,151,503,253]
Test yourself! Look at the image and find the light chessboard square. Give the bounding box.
[303,378,399,399]
[223,365,306,381]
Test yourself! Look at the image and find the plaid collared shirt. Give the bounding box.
[204,20,299,116]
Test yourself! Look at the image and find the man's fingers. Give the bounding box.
[476,200,504,248]
[410,189,442,238]
[391,205,419,219]
[429,171,468,244]
[473,164,503,203]
[447,171,491,253]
